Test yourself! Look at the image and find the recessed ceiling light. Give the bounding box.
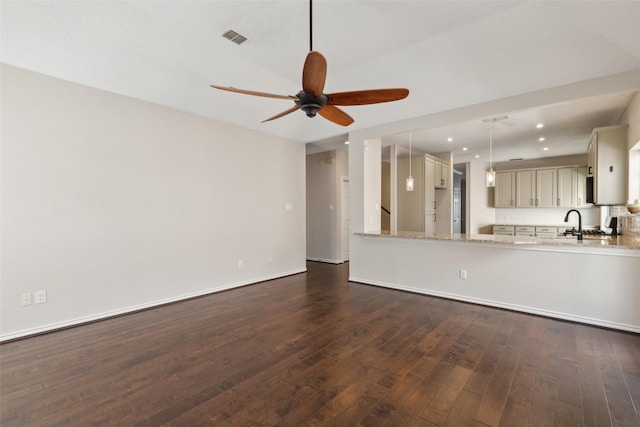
[539,137,545,142]
[344,141,349,145]
[447,137,453,142]
[543,147,549,151]
[475,154,480,158]
[463,147,468,151]
[536,123,544,128]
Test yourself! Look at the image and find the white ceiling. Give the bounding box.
[2,1,640,160]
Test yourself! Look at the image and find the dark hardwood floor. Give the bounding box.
[1,261,639,426]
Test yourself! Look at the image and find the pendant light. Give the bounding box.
[486,117,496,187]
[406,133,414,191]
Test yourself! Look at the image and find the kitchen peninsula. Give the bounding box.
[351,230,640,333]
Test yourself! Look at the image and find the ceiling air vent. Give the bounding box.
[222,30,247,45]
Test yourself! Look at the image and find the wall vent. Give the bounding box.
[223,30,247,45]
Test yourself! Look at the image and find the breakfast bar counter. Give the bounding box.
[355,231,640,251]
[351,230,640,333]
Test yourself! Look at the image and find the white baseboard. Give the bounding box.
[349,276,640,334]
[1,268,306,342]
[306,257,344,264]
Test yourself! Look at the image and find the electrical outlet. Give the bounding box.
[238,259,244,269]
[34,290,47,304]
[459,269,468,280]
[21,293,32,306]
[268,255,273,264]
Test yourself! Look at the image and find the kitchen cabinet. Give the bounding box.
[536,168,557,208]
[434,160,448,189]
[515,226,535,237]
[586,125,628,205]
[558,166,589,208]
[557,167,577,207]
[576,166,588,207]
[495,171,515,208]
[516,170,536,207]
[535,226,558,237]
[493,225,515,236]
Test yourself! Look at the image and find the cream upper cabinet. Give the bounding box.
[434,160,448,189]
[495,171,515,208]
[498,165,586,209]
[576,166,589,207]
[516,170,536,207]
[587,125,628,205]
[557,167,577,207]
[536,168,557,208]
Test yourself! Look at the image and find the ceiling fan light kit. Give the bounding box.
[210,0,409,126]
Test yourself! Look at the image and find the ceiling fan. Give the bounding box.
[211,0,409,127]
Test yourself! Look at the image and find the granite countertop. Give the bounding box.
[356,231,640,250]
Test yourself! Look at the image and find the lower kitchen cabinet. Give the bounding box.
[493,225,515,236]
[535,226,558,237]
[515,226,535,237]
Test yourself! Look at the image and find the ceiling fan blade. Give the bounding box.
[319,105,354,127]
[262,106,300,123]
[302,51,327,98]
[211,85,295,100]
[327,88,409,106]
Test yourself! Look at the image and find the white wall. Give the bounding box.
[1,65,306,340]
[495,207,599,228]
[306,150,347,263]
[363,139,382,233]
[467,161,495,234]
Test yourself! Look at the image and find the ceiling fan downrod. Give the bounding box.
[309,0,313,52]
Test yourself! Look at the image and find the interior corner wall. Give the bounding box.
[0,64,306,340]
[306,150,345,263]
[468,161,495,234]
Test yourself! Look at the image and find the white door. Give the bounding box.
[341,178,349,262]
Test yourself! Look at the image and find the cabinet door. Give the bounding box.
[536,168,557,208]
[576,166,588,207]
[587,134,596,177]
[495,171,515,208]
[434,160,442,188]
[516,170,536,207]
[424,157,436,213]
[440,162,449,188]
[425,213,436,233]
[557,167,577,207]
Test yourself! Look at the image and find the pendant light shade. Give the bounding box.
[486,168,496,187]
[406,176,414,192]
[486,116,495,188]
[406,133,414,191]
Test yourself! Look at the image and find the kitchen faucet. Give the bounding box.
[564,209,583,241]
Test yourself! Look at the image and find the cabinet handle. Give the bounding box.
[511,199,514,206]
[530,198,533,206]
[433,201,436,210]
[557,198,560,206]
[588,166,592,175]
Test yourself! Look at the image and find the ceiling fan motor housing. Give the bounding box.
[295,91,327,117]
